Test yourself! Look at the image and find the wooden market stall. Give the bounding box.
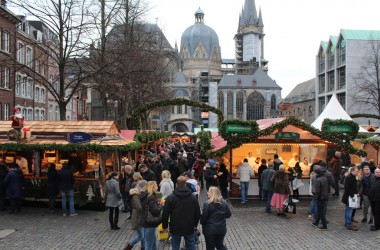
[209,117,366,198]
[0,121,138,210]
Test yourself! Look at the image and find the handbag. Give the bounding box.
[146,205,162,225]
[348,194,360,209]
[117,199,124,210]
[292,178,304,190]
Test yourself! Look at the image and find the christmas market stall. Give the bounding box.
[0,121,139,210]
[205,117,366,198]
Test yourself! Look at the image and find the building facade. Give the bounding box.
[316,29,380,126]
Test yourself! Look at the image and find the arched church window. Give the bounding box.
[227,92,233,118]
[247,91,265,120]
[236,91,243,119]
[271,94,276,110]
[218,92,224,112]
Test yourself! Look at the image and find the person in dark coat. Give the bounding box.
[312,167,329,229]
[4,163,25,214]
[139,164,156,182]
[257,159,268,201]
[342,166,359,231]
[140,181,162,250]
[149,155,163,185]
[218,163,229,199]
[0,163,8,211]
[162,176,201,250]
[193,153,205,189]
[68,151,84,174]
[121,165,134,214]
[58,163,77,216]
[169,160,180,185]
[369,168,380,231]
[200,186,232,250]
[161,152,172,171]
[177,154,188,175]
[204,160,218,191]
[47,163,58,213]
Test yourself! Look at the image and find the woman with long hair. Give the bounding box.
[140,181,162,250]
[159,170,174,198]
[47,163,58,213]
[123,180,148,250]
[106,172,122,230]
[270,164,291,217]
[200,186,231,250]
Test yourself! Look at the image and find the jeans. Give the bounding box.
[204,234,227,250]
[334,175,340,196]
[314,199,327,227]
[240,182,249,202]
[61,190,75,215]
[309,194,317,216]
[171,233,196,250]
[263,189,273,212]
[345,206,353,228]
[293,189,299,200]
[122,193,130,212]
[143,227,157,250]
[362,195,373,220]
[130,226,145,248]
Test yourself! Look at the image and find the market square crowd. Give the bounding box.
[1,141,380,250]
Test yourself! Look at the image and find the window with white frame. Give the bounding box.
[4,67,9,89]
[17,42,25,64]
[22,108,26,118]
[40,110,45,120]
[55,106,59,120]
[4,32,10,53]
[26,47,32,68]
[35,60,39,73]
[22,77,26,96]
[35,109,39,120]
[27,109,33,120]
[41,64,45,77]
[48,105,53,120]
[4,104,9,120]
[35,87,40,101]
[16,75,21,95]
[40,88,45,102]
[27,78,33,98]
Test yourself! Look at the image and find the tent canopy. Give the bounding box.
[311,94,367,133]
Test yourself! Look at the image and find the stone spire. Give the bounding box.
[241,0,257,25]
[258,8,263,27]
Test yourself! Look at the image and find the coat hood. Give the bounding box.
[173,186,192,198]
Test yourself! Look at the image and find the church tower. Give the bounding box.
[235,0,268,74]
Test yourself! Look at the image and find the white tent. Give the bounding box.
[312,94,367,133]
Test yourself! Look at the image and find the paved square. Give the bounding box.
[0,194,379,249]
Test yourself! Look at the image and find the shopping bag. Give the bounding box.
[292,178,304,190]
[283,198,289,206]
[157,223,169,241]
[284,201,297,214]
[348,194,360,209]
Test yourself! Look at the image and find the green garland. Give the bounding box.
[166,118,203,126]
[361,137,380,147]
[0,141,142,152]
[321,119,359,141]
[134,130,171,144]
[129,98,224,129]
[351,113,380,120]
[197,129,212,157]
[206,117,366,157]
[219,119,259,143]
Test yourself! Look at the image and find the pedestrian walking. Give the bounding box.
[106,172,122,230]
[312,167,329,229]
[342,166,359,231]
[140,181,162,250]
[218,163,229,199]
[369,168,380,231]
[123,180,148,250]
[47,163,58,213]
[361,165,374,224]
[270,164,290,217]
[258,159,268,201]
[121,165,134,213]
[58,163,77,217]
[159,170,174,198]
[236,158,254,203]
[261,163,275,213]
[200,186,232,250]
[4,163,24,214]
[204,160,219,191]
[162,176,201,250]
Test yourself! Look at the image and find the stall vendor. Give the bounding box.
[299,157,311,177]
[68,152,84,174]
[16,154,29,175]
[288,153,299,168]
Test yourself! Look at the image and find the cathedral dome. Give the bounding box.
[180,8,221,60]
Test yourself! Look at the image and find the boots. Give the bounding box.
[123,243,132,250]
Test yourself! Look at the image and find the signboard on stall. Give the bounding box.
[64,132,92,143]
[274,132,300,142]
[325,124,353,133]
[225,124,253,133]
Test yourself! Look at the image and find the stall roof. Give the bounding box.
[120,130,156,140]
[0,121,121,136]
[311,94,367,133]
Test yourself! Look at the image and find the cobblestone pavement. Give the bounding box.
[0,193,379,250]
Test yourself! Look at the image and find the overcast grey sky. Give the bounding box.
[148,0,380,98]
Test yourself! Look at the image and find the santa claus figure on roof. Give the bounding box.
[10,107,24,134]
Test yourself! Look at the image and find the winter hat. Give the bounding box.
[138,180,148,190]
[209,159,216,167]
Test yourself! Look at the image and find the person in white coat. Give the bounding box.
[159,170,174,198]
[237,158,254,203]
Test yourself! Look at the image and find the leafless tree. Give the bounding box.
[10,0,95,120]
[352,40,380,116]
